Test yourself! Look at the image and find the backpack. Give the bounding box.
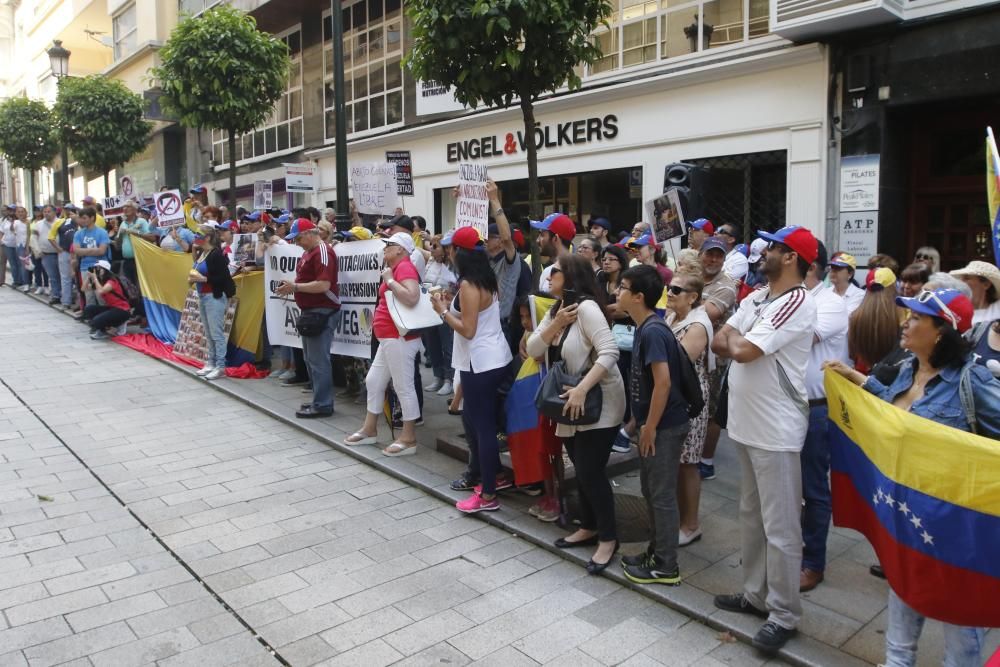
[113,272,142,313]
[637,318,706,419]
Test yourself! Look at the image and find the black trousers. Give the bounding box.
[564,426,618,542]
[83,305,130,332]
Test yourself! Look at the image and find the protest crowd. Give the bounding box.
[3,176,1000,665]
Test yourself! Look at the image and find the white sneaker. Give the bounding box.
[277,369,296,381]
[204,368,224,381]
[436,380,454,396]
[196,365,215,377]
[425,377,444,393]
[114,323,128,337]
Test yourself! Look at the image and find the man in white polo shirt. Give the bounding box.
[710,225,819,656]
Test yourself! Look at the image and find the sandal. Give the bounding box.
[343,432,377,446]
[382,441,417,457]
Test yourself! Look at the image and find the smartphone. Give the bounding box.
[562,288,578,306]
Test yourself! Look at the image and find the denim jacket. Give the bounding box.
[863,356,1000,435]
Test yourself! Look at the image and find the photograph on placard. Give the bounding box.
[646,188,686,244]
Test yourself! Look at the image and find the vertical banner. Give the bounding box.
[330,239,383,358]
[385,151,414,196]
[263,240,383,358]
[456,163,489,238]
[253,180,273,210]
[350,163,400,215]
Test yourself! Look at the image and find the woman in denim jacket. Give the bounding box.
[826,288,1000,667]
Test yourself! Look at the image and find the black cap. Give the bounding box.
[389,214,414,232]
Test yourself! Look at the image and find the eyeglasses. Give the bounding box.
[616,284,631,293]
[667,285,694,295]
[602,255,620,263]
[914,290,959,329]
[717,229,735,237]
[915,254,934,261]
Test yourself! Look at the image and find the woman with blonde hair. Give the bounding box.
[848,268,903,380]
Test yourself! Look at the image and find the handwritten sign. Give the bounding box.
[350,163,400,215]
[154,190,185,229]
[456,163,489,238]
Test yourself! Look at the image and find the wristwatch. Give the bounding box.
[493,207,505,218]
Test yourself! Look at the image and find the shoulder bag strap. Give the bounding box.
[959,361,978,435]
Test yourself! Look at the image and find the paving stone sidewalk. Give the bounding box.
[2,287,995,666]
[0,287,798,666]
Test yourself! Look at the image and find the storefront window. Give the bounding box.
[684,150,787,238]
[211,27,304,167]
[323,0,404,143]
[591,0,770,76]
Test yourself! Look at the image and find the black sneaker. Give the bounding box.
[622,556,680,586]
[449,474,479,491]
[752,621,797,655]
[281,377,309,387]
[713,593,769,619]
[698,462,716,480]
[621,546,654,568]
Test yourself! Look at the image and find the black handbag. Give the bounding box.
[295,310,334,337]
[534,322,603,426]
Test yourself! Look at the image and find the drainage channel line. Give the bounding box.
[0,375,291,667]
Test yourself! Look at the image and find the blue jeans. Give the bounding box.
[460,365,508,495]
[884,590,983,667]
[301,308,336,412]
[57,252,74,305]
[198,293,228,369]
[800,403,831,572]
[4,245,24,285]
[422,323,454,380]
[41,254,59,298]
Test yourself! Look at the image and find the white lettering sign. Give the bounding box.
[284,163,316,193]
[455,163,489,238]
[839,212,880,261]
[840,155,880,212]
[350,163,400,216]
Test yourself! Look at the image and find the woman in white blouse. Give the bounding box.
[527,254,625,575]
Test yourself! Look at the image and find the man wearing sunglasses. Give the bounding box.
[716,224,749,281]
[710,225,819,655]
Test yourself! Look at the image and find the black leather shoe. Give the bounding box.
[714,593,769,618]
[295,406,333,419]
[586,540,620,575]
[555,534,599,549]
[752,621,797,655]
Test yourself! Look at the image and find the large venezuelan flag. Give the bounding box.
[133,238,263,366]
[506,357,547,484]
[986,127,1000,266]
[825,370,1000,627]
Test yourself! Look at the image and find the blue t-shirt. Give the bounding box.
[73,226,110,271]
[630,317,689,430]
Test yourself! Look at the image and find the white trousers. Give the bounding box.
[366,337,422,421]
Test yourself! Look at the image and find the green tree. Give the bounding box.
[406,0,612,277]
[0,97,59,208]
[152,5,290,210]
[53,75,151,197]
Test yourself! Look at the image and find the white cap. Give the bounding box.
[748,238,768,264]
[93,259,112,272]
[382,231,415,254]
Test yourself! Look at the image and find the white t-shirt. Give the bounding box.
[409,248,426,280]
[828,282,864,316]
[973,300,1000,325]
[539,264,554,294]
[723,249,749,281]
[805,283,850,401]
[725,284,817,451]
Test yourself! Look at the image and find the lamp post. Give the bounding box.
[330,2,351,231]
[46,39,71,203]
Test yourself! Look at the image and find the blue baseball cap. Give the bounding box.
[588,217,611,230]
[700,237,728,254]
[734,243,750,257]
[529,213,576,241]
[896,288,973,333]
[189,184,206,194]
[690,218,715,233]
[276,213,291,223]
[285,219,316,240]
[627,233,656,248]
[247,211,262,221]
[440,231,454,247]
[756,225,818,264]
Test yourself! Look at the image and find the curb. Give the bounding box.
[16,286,870,667]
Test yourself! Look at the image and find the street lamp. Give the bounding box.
[46,39,71,203]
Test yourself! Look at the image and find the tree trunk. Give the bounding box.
[227,129,238,213]
[27,170,36,211]
[103,171,110,197]
[520,96,542,285]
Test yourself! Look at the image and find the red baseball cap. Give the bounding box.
[451,226,484,250]
[285,219,317,240]
[756,226,819,265]
[512,228,526,249]
[530,213,576,242]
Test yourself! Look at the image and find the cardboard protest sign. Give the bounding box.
[385,151,414,196]
[154,190,186,229]
[646,188,686,244]
[350,163,400,215]
[456,163,489,238]
[253,180,273,210]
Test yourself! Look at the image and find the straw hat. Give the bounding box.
[949,260,1000,295]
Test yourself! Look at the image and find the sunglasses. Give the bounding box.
[914,290,959,330]
[717,229,735,237]
[915,254,934,261]
[667,285,694,295]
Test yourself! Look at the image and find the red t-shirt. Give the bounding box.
[294,242,340,309]
[373,258,420,340]
[102,279,131,312]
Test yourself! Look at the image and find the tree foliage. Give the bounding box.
[406,0,611,109]
[406,0,612,279]
[54,74,151,191]
[153,5,289,135]
[152,4,290,208]
[0,97,58,172]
